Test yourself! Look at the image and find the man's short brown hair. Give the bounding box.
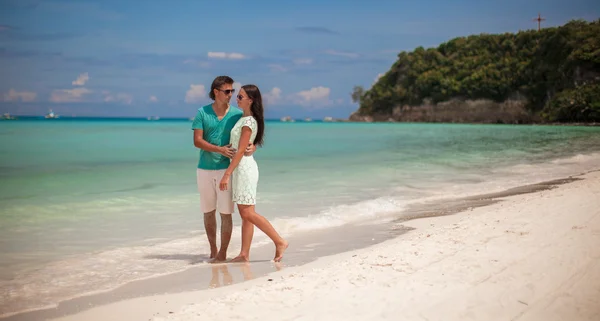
[209,76,234,100]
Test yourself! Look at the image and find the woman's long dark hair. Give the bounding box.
[242,84,265,147]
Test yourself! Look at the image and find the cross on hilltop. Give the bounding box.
[533,13,546,31]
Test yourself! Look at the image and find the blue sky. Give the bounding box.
[0,0,598,119]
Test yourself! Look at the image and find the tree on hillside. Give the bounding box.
[351,19,600,123]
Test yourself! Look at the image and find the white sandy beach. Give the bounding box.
[52,170,600,321]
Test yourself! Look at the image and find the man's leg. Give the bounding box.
[204,210,218,258]
[197,169,218,259]
[215,213,232,261]
[215,169,235,261]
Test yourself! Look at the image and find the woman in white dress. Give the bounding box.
[219,84,288,262]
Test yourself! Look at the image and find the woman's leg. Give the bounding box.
[230,218,254,262]
[238,204,289,262]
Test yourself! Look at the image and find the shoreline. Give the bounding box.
[2,168,598,320]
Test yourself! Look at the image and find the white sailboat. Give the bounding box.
[45,109,59,119]
[1,113,17,120]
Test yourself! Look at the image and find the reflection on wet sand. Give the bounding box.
[210,262,267,288]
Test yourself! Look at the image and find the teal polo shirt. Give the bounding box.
[191,104,243,170]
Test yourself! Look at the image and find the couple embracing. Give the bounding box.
[192,75,288,263]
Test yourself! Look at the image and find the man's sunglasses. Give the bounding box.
[217,89,235,95]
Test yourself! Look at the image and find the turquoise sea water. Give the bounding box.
[2,119,600,315]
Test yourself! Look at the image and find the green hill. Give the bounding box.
[351,19,600,123]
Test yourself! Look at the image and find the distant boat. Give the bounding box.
[147,116,160,121]
[45,109,59,119]
[280,116,294,122]
[304,118,312,122]
[1,113,17,120]
[323,116,333,122]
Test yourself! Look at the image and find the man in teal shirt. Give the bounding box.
[192,75,254,262]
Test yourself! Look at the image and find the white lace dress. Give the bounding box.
[229,116,259,205]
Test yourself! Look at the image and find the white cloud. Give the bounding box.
[380,49,402,54]
[50,88,92,103]
[183,59,211,68]
[72,72,89,86]
[293,58,313,65]
[263,87,282,106]
[291,86,341,109]
[233,82,242,94]
[103,91,133,104]
[185,84,206,103]
[295,86,331,104]
[207,52,246,60]
[324,49,359,58]
[268,64,287,72]
[149,95,158,103]
[49,72,93,102]
[3,88,37,102]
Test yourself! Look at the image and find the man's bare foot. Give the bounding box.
[209,252,227,263]
[229,254,249,263]
[274,241,288,262]
[209,247,218,259]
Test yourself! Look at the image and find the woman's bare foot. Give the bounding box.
[229,254,249,263]
[274,241,288,262]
